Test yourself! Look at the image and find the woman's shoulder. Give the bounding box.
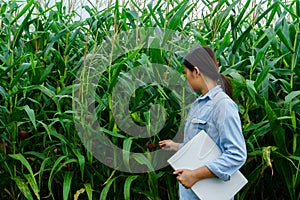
[211,92,240,125]
[213,91,238,111]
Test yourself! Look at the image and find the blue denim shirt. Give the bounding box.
[178,85,247,200]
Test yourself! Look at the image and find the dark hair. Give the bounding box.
[183,46,233,99]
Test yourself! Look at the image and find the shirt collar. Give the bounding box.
[195,85,223,102]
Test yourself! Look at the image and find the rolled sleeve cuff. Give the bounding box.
[205,163,230,181]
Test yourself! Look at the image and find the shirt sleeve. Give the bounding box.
[205,98,247,181]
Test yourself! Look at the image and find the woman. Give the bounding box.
[159,46,247,199]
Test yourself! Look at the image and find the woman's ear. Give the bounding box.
[193,66,202,77]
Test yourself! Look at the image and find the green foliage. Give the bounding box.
[0,0,299,199]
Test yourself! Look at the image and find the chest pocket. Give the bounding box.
[188,118,208,140]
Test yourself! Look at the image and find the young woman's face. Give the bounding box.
[184,66,201,92]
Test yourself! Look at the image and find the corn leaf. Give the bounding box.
[124,175,138,200]
[99,177,118,200]
[24,174,40,200]
[84,183,93,200]
[12,176,34,200]
[63,171,74,200]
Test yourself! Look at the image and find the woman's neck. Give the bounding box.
[200,79,217,95]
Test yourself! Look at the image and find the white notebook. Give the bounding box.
[167,130,248,200]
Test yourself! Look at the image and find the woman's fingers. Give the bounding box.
[158,140,166,147]
[174,169,184,175]
[159,140,171,149]
[159,140,179,151]
[174,169,190,189]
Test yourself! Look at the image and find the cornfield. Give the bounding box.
[0,0,299,199]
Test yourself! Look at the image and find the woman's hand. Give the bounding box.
[173,169,198,189]
[173,166,216,189]
[159,140,179,151]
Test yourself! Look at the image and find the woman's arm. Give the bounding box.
[205,98,247,181]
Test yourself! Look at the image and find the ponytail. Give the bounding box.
[220,74,233,100]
